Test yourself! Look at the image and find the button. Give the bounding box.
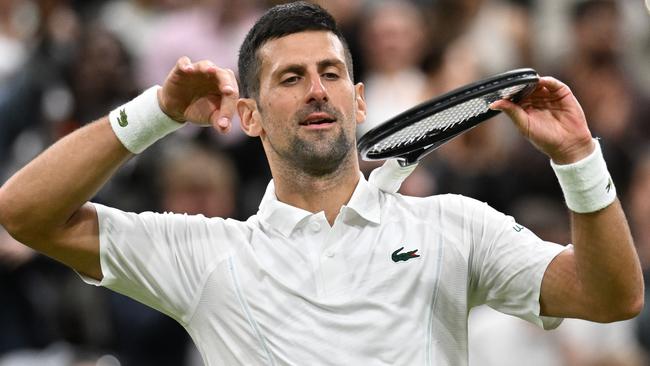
[309,221,321,233]
[324,250,335,258]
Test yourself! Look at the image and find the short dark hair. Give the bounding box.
[237,1,354,98]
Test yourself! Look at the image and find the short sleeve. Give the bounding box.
[465,198,568,330]
[81,203,233,325]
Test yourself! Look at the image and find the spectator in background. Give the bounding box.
[99,0,170,64]
[0,0,32,84]
[137,0,259,91]
[158,141,239,218]
[0,0,81,180]
[355,0,437,198]
[357,0,428,136]
[554,0,650,197]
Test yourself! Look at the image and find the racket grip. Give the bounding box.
[368,159,418,193]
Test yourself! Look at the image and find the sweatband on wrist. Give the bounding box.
[368,159,418,193]
[551,139,616,213]
[108,86,185,154]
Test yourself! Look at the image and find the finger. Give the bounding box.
[195,60,219,76]
[489,99,528,127]
[176,56,194,73]
[214,68,239,129]
[538,76,568,93]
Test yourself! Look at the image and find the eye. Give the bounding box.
[323,72,339,80]
[281,76,300,85]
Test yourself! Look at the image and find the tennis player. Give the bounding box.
[0,2,643,365]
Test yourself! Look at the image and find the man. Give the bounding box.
[0,2,643,365]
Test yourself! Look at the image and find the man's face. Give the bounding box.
[254,31,365,176]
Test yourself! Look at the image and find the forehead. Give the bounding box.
[257,31,347,76]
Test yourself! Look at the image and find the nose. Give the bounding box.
[305,72,328,104]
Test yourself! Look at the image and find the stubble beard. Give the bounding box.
[265,102,355,177]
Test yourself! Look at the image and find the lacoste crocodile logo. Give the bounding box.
[117,109,129,127]
[391,246,420,262]
[606,178,613,193]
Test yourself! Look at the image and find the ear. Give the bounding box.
[238,98,263,137]
[354,82,367,125]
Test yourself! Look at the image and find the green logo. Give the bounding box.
[117,109,129,127]
[513,224,524,232]
[606,178,613,193]
[391,246,420,262]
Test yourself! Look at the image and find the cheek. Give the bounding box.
[263,93,302,123]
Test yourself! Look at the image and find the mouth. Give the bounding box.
[299,112,337,127]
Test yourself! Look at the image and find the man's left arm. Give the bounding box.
[491,77,644,322]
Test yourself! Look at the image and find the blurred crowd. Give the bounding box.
[0,0,648,365]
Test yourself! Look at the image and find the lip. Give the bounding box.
[300,112,337,128]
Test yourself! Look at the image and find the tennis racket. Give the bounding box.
[358,68,539,166]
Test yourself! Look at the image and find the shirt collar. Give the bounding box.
[257,173,381,237]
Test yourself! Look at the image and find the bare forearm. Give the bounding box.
[0,117,131,244]
[571,200,644,320]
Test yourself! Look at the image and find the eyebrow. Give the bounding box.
[273,58,346,79]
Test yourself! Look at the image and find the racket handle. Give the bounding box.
[368,159,418,193]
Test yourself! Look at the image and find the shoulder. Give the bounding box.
[381,192,494,216]
[379,192,511,234]
[94,202,252,238]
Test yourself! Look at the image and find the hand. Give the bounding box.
[158,56,239,133]
[490,76,594,164]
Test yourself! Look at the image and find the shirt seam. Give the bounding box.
[182,251,233,326]
[426,201,445,366]
[228,257,276,366]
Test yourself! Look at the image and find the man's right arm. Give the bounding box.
[0,118,130,280]
[0,57,239,281]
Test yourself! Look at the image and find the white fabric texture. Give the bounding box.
[108,86,184,154]
[83,175,566,366]
[550,139,616,213]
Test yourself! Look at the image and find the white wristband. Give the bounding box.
[108,86,185,153]
[551,139,616,213]
[368,159,418,193]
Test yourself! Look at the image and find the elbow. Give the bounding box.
[0,188,16,232]
[617,272,647,321]
[627,294,645,319]
[0,188,37,243]
[593,291,645,323]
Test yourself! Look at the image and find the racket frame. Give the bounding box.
[357,68,539,166]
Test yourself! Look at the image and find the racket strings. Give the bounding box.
[367,83,529,154]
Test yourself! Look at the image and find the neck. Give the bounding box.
[270,154,360,226]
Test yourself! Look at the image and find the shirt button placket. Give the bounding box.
[307,219,327,297]
[309,221,321,233]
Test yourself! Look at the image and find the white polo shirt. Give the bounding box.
[85,174,567,366]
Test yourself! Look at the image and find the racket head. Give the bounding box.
[358,68,539,166]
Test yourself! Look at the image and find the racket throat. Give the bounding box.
[398,146,432,167]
